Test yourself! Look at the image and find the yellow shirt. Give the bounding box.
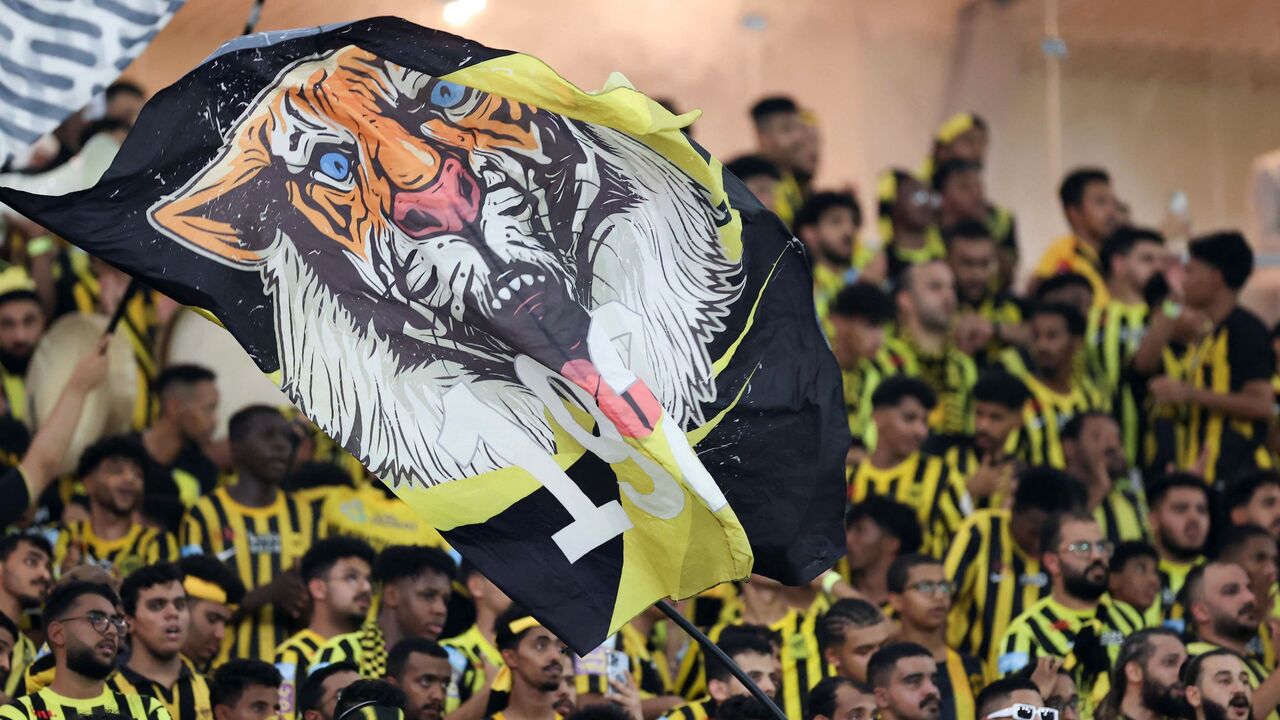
[318,484,448,551]
[1033,234,1109,310]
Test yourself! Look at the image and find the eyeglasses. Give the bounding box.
[908,189,939,208]
[57,611,128,636]
[907,580,955,596]
[1046,695,1079,713]
[1060,540,1114,558]
[986,704,1060,720]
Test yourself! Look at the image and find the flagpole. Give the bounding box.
[655,600,787,720]
[103,277,142,336]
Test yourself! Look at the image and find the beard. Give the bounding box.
[819,241,852,267]
[1201,692,1253,720]
[1213,607,1258,644]
[1158,526,1204,561]
[0,347,30,376]
[66,643,115,680]
[1063,562,1109,601]
[1141,677,1187,717]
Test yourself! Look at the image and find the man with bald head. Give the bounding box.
[879,259,976,438]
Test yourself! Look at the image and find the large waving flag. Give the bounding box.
[0,0,188,164]
[0,17,848,652]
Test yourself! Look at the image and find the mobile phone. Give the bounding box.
[1169,190,1189,219]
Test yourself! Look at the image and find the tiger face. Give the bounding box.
[149,46,741,485]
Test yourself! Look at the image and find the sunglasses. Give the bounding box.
[986,703,1060,720]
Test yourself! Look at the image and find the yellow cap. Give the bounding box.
[0,266,36,299]
[936,112,977,144]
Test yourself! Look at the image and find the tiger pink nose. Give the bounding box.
[392,157,481,238]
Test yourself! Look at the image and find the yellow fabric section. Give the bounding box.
[1033,235,1109,310]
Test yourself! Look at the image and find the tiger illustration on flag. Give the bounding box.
[148,45,744,489]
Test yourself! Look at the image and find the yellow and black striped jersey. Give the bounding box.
[945,510,1051,669]
[54,521,178,578]
[959,292,1024,368]
[1006,365,1108,469]
[442,625,504,701]
[674,609,823,720]
[0,686,172,720]
[1248,619,1278,674]
[1093,485,1148,545]
[273,629,327,720]
[842,361,882,450]
[1176,308,1276,485]
[107,658,212,720]
[484,714,562,720]
[659,697,714,720]
[848,453,972,558]
[1087,301,1150,466]
[998,596,1145,716]
[4,628,36,698]
[812,262,857,343]
[876,332,977,436]
[1145,557,1202,631]
[883,227,947,282]
[941,437,1024,511]
[179,486,316,663]
[1033,235,1108,310]
[938,649,986,720]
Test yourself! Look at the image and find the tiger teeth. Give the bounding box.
[521,274,534,285]
[498,287,512,301]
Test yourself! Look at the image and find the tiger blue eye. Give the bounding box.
[318,151,350,181]
[431,81,465,108]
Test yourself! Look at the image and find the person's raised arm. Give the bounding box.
[13,337,110,518]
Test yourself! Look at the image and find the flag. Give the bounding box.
[0,0,188,165]
[0,16,848,652]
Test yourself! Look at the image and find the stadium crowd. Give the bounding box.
[1,80,1280,720]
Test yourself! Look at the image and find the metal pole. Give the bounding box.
[655,600,787,720]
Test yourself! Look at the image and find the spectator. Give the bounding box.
[1145,473,1211,628]
[1032,168,1122,309]
[180,406,314,663]
[1136,231,1276,485]
[1180,649,1256,720]
[114,563,212,720]
[1224,470,1280,540]
[385,639,450,720]
[0,533,51,697]
[0,267,46,423]
[1098,628,1188,720]
[939,367,1028,510]
[885,554,983,719]
[945,466,1083,669]
[849,376,969,557]
[843,498,923,606]
[816,599,893,684]
[298,663,360,720]
[1088,226,1165,465]
[1106,541,1161,615]
[4,581,167,720]
[1007,303,1108,468]
[877,168,942,282]
[828,283,896,457]
[55,435,178,577]
[749,97,807,228]
[879,261,976,438]
[311,546,479,717]
[805,677,874,720]
[138,365,220,512]
[1060,412,1145,544]
[274,537,375,720]
[946,221,1026,366]
[997,511,1142,707]
[177,554,246,675]
[724,155,780,212]
[867,642,941,720]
